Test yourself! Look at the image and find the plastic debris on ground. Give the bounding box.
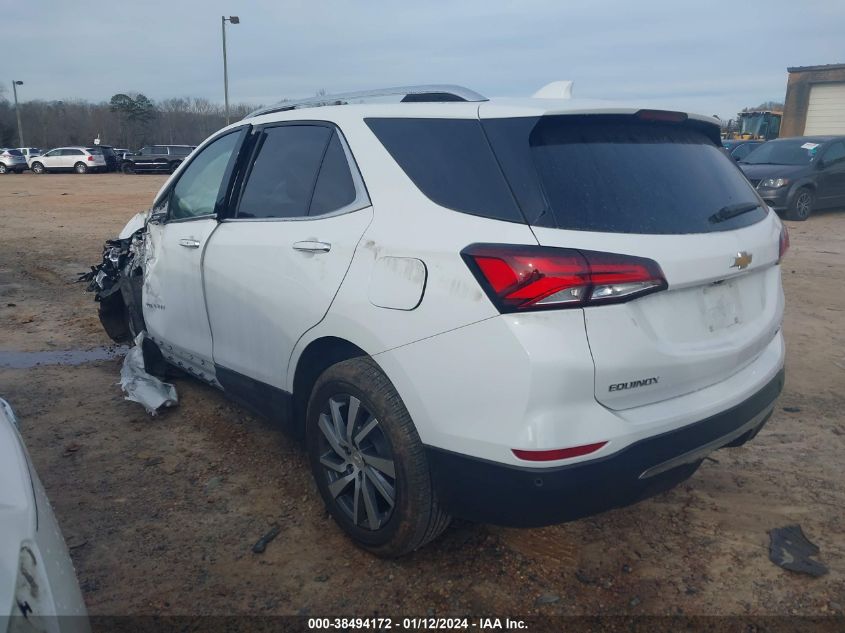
[768,524,828,577]
[120,332,178,416]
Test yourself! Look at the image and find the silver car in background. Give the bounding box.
[0,149,27,174]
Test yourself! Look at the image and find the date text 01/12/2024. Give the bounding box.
[307,617,529,630]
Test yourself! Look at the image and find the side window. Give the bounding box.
[169,132,241,220]
[822,141,845,166]
[62,149,84,156]
[366,118,523,223]
[152,146,168,155]
[137,147,150,155]
[236,125,331,219]
[45,149,60,157]
[310,131,357,216]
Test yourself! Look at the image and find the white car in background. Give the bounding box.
[91,84,787,557]
[0,399,89,632]
[29,148,106,174]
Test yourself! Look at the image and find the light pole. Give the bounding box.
[12,80,24,147]
[221,15,240,125]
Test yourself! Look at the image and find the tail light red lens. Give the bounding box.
[512,441,608,462]
[87,155,94,161]
[462,244,667,312]
[778,225,789,261]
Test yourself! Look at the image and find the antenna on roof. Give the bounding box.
[532,81,574,99]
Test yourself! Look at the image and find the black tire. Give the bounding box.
[306,357,451,557]
[784,187,814,221]
[31,162,45,174]
[0,163,7,174]
[169,161,181,174]
[74,162,88,174]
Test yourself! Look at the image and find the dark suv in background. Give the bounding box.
[739,136,845,220]
[121,145,195,174]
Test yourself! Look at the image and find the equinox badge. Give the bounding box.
[609,377,659,392]
[731,251,753,270]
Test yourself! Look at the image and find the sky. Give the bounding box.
[3,0,844,121]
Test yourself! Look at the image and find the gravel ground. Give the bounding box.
[0,173,843,618]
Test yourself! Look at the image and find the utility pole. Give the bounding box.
[12,80,24,147]
[221,15,240,126]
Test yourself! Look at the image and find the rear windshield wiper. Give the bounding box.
[709,202,761,223]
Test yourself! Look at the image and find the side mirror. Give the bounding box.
[148,211,167,225]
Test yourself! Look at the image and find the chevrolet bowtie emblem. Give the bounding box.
[731,251,753,270]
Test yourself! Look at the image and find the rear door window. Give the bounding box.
[484,116,765,234]
[236,125,332,219]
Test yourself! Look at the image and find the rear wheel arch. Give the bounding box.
[292,336,369,434]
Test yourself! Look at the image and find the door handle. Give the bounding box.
[179,238,201,249]
[292,241,331,253]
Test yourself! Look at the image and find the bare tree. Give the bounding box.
[0,93,264,149]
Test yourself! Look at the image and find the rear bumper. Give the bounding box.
[426,368,784,527]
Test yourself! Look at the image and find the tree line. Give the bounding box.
[0,91,263,150]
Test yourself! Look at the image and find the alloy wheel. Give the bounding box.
[796,192,812,219]
[316,394,396,531]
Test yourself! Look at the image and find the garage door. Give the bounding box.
[804,83,845,135]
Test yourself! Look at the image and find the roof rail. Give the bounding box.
[246,85,487,118]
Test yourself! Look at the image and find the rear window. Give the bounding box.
[484,116,766,234]
[86,147,103,154]
[6,149,23,156]
[365,118,523,223]
[368,116,765,234]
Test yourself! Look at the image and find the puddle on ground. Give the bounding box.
[0,346,128,369]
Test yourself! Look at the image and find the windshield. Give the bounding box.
[741,139,818,166]
[740,114,763,136]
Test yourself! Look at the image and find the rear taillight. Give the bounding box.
[462,244,667,312]
[778,225,789,261]
[87,155,94,161]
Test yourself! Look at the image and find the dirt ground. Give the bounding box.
[0,173,843,618]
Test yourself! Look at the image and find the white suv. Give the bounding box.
[30,147,107,174]
[90,85,787,557]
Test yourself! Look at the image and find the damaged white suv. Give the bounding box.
[86,84,787,557]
